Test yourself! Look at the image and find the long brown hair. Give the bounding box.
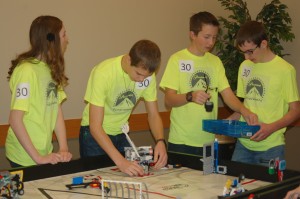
[7,15,68,87]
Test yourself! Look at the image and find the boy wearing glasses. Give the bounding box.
[229,21,300,166]
[159,12,257,156]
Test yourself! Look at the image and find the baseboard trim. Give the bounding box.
[1,107,299,147]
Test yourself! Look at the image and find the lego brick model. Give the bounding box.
[0,171,24,199]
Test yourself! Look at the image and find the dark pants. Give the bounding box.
[168,142,211,157]
[7,158,24,168]
[79,126,130,158]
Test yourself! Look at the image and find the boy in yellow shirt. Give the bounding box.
[80,40,167,176]
[160,12,257,156]
[229,21,300,166]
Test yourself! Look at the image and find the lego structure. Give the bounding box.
[0,171,24,199]
[125,146,154,175]
[122,123,154,174]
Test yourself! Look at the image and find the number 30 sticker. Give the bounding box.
[179,60,194,73]
[136,76,152,90]
[16,83,30,99]
[242,66,251,78]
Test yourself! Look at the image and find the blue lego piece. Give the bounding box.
[279,160,286,171]
[202,120,260,138]
[214,139,219,173]
[232,179,238,187]
[72,176,84,184]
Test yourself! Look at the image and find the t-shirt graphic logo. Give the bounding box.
[46,82,58,106]
[115,90,137,108]
[189,71,210,89]
[245,78,265,102]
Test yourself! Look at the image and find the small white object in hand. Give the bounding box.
[121,122,141,158]
[121,123,129,134]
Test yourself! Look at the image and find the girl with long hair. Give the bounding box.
[6,15,72,167]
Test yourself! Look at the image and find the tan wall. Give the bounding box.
[0,0,205,123]
[1,0,299,124]
[1,0,300,171]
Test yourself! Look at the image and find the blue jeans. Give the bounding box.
[168,142,211,157]
[231,139,285,167]
[79,126,130,158]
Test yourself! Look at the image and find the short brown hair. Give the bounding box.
[129,40,161,73]
[190,11,219,35]
[236,21,268,47]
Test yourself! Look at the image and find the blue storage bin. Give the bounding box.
[202,119,260,138]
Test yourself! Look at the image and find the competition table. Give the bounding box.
[9,152,300,199]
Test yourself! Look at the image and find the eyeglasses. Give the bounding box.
[239,45,259,56]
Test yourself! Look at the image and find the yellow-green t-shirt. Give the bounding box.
[81,55,157,135]
[237,55,299,151]
[5,59,66,166]
[160,49,230,147]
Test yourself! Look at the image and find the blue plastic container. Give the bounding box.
[202,120,260,138]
